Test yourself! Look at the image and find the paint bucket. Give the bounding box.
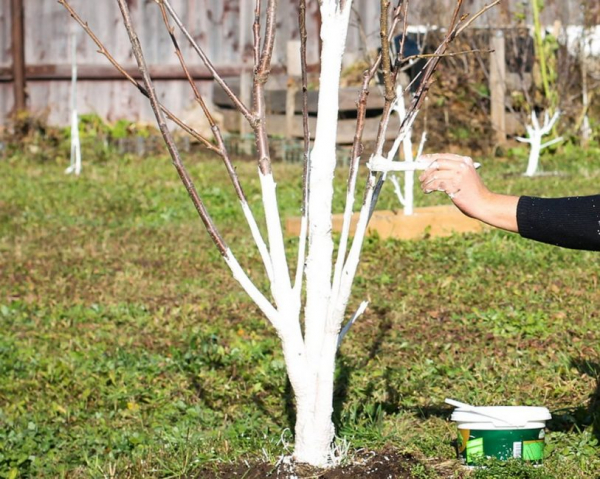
[449,403,552,466]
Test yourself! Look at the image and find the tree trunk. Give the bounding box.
[294,2,353,466]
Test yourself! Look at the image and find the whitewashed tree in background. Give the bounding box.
[65,31,82,176]
[61,0,497,467]
[516,110,562,176]
[389,85,427,215]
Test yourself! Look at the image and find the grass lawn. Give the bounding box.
[1,141,600,478]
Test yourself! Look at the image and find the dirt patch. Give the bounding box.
[196,449,437,478]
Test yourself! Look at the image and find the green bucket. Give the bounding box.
[450,403,551,466]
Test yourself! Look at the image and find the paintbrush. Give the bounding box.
[367,156,481,172]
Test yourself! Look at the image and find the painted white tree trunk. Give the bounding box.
[294,0,353,466]
[66,31,82,176]
[389,86,427,215]
[516,110,562,177]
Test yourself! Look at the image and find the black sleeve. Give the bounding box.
[516,195,600,251]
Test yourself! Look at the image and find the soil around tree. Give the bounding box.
[196,448,463,478]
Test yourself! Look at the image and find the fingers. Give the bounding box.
[420,170,461,195]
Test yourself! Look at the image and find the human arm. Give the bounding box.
[418,153,600,251]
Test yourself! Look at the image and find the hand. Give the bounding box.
[418,153,490,219]
[418,152,519,232]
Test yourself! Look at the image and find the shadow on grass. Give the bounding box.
[332,311,396,431]
[547,358,600,442]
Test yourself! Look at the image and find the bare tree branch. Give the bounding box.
[115,0,226,255]
[162,0,255,124]
[157,0,275,283]
[294,0,311,295]
[58,0,219,153]
[455,0,502,37]
[112,0,280,324]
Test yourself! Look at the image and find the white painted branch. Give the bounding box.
[331,152,362,318]
[224,249,280,329]
[386,111,419,161]
[293,214,307,297]
[416,131,428,159]
[259,172,293,308]
[337,300,368,349]
[395,87,415,215]
[331,184,376,334]
[390,174,406,206]
[540,137,564,149]
[241,201,274,283]
[368,157,480,172]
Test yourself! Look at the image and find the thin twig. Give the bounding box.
[402,48,492,62]
[157,0,274,283]
[114,0,226,255]
[379,0,395,102]
[57,0,218,153]
[253,0,261,68]
[252,0,278,174]
[162,0,255,125]
[294,0,311,294]
[455,0,502,37]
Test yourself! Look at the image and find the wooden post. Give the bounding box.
[11,0,26,113]
[490,30,506,144]
[286,78,298,139]
[286,41,302,139]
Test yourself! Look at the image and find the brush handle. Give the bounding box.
[369,159,481,172]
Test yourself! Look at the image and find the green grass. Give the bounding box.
[1,141,600,477]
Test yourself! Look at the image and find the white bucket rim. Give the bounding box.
[457,421,547,431]
[451,406,551,428]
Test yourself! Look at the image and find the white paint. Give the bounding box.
[563,25,600,58]
[293,214,307,297]
[516,110,562,177]
[66,32,81,176]
[224,249,280,328]
[295,0,354,467]
[241,201,274,283]
[258,172,293,309]
[331,151,361,327]
[337,300,368,348]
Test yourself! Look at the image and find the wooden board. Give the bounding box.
[286,205,486,240]
[213,77,387,113]
[217,108,400,144]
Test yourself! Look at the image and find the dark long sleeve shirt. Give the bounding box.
[517,195,600,251]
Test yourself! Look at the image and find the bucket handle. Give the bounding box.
[445,398,524,427]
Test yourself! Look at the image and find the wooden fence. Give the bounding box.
[0,0,592,127]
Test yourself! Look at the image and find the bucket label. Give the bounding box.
[523,440,545,461]
[466,437,484,462]
[513,441,522,458]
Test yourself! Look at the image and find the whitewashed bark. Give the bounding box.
[258,172,293,308]
[294,0,353,466]
[66,32,82,176]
